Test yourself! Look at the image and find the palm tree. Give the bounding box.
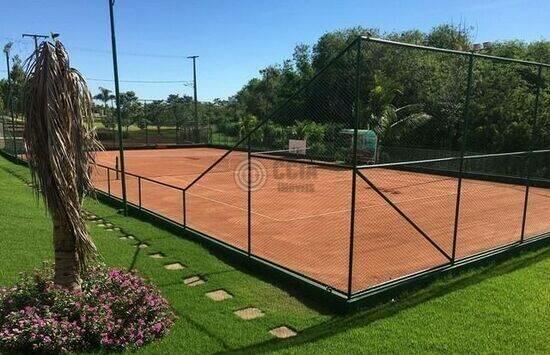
[93,87,114,117]
[23,40,99,290]
[364,73,432,161]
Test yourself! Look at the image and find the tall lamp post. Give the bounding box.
[3,42,16,155]
[187,55,199,142]
[108,0,128,216]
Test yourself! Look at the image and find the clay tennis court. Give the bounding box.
[91,147,550,294]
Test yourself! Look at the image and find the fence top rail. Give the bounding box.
[94,162,186,192]
[357,148,550,169]
[362,36,550,68]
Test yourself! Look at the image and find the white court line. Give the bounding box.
[186,187,458,223]
[185,191,284,222]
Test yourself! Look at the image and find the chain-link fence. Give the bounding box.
[6,36,548,301]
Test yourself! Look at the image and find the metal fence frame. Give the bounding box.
[3,36,550,303]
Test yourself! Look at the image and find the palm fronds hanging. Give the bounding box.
[24,40,100,289]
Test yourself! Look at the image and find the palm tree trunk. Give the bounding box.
[52,212,81,290]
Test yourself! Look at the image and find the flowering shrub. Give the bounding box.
[0,265,175,353]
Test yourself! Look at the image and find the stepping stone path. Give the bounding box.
[164,262,185,271]
[82,210,295,340]
[234,307,264,320]
[184,275,205,287]
[205,289,233,301]
[149,253,165,259]
[269,326,297,339]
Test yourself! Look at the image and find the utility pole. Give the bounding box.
[108,0,128,216]
[3,42,16,155]
[187,55,199,142]
[138,99,149,145]
[22,33,49,52]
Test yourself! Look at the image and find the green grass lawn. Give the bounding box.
[0,154,548,354]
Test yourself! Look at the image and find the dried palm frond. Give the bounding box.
[23,40,101,274]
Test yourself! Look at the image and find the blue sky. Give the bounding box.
[1,0,549,102]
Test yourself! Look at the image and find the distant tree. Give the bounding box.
[119,91,140,132]
[93,87,114,116]
[364,73,432,151]
[147,100,167,135]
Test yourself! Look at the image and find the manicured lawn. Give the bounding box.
[0,154,548,354]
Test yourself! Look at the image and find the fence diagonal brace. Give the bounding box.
[356,170,452,262]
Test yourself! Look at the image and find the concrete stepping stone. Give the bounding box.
[97,224,106,228]
[113,227,121,231]
[126,235,135,240]
[164,262,185,271]
[234,307,264,320]
[184,275,205,287]
[136,243,149,249]
[105,223,114,228]
[106,228,114,232]
[205,289,232,301]
[149,253,165,259]
[269,326,297,339]
[119,236,128,240]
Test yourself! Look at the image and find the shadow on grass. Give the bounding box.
[222,246,550,354]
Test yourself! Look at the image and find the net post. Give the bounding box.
[182,189,187,228]
[107,168,111,196]
[347,37,362,298]
[115,156,119,180]
[138,176,142,209]
[247,136,252,257]
[520,64,543,242]
[452,53,475,263]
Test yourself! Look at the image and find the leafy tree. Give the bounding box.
[147,100,167,134]
[119,91,140,132]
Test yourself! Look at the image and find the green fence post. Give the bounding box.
[520,65,543,242]
[247,136,252,256]
[347,37,361,298]
[108,0,128,215]
[451,53,475,262]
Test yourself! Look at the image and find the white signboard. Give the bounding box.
[288,139,307,155]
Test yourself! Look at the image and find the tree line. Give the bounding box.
[2,24,549,162]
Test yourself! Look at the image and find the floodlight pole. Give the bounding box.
[187,55,199,141]
[4,44,16,155]
[108,0,128,216]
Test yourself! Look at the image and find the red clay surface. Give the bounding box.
[92,147,550,293]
